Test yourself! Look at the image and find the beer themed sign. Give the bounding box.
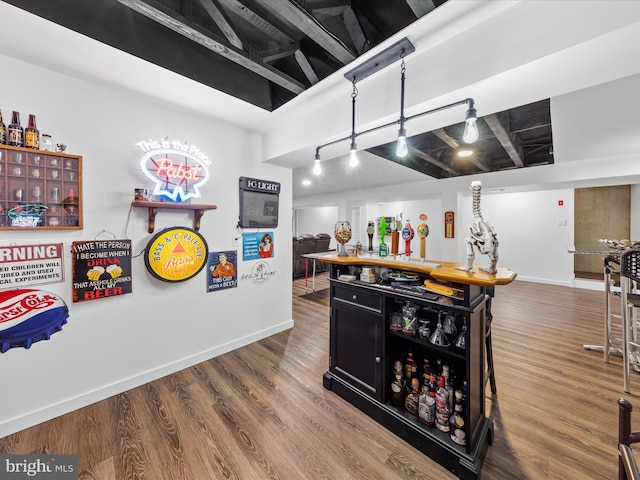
[72,240,132,302]
[137,138,211,202]
[145,227,208,282]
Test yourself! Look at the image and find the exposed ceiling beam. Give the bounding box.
[343,6,367,54]
[117,0,305,94]
[484,114,525,168]
[217,0,293,45]
[262,46,298,63]
[306,0,349,16]
[431,128,489,172]
[510,112,551,134]
[261,0,356,64]
[432,128,459,149]
[294,49,319,84]
[197,0,243,49]
[409,146,461,176]
[405,0,436,18]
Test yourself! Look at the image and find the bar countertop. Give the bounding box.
[310,252,517,287]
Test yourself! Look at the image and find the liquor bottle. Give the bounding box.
[7,111,23,147]
[435,375,451,432]
[419,373,437,427]
[0,109,6,144]
[442,365,455,413]
[449,389,467,446]
[24,114,39,149]
[391,360,406,407]
[405,377,420,415]
[421,358,431,385]
[404,351,417,382]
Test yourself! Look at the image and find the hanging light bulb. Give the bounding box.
[349,140,359,168]
[463,103,479,143]
[313,150,322,175]
[396,126,408,158]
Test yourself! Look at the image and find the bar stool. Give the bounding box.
[620,249,640,393]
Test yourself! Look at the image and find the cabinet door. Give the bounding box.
[330,301,383,401]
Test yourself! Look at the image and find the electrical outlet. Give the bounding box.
[558,219,568,226]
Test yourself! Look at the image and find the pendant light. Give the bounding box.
[312,37,479,174]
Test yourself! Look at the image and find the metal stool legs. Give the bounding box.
[620,249,640,394]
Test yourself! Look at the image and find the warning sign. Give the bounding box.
[0,243,64,288]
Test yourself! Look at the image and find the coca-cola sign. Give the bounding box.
[137,138,211,202]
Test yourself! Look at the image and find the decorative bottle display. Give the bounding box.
[0,109,6,144]
[334,220,352,257]
[402,218,414,257]
[417,213,429,262]
[24,114,39,149]
[449,390,467,446]
[7,111,23,147]
[366,220,375,252]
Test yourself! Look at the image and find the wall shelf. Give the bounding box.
[131,201,217,233]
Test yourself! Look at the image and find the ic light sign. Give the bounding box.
[137,138,211,202]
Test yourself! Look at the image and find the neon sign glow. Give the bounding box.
[137,139,211,202]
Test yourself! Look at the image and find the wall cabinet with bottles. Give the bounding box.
[320,256,516,480]
[0,145,82,230]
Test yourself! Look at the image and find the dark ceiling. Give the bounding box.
[368,99,554,179]
[4,0,554,179]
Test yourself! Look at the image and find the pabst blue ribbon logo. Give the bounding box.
[137,138,211,202]
[0,289,69,352]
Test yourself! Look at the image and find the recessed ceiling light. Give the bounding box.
[302,179,311,186]
[457,147,474,157]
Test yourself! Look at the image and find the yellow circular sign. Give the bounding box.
[144,227,209,282]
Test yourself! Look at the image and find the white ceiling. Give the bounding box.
[2,0,640,202]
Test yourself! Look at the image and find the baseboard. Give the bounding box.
[0,319,294,438]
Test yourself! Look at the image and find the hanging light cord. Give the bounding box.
[350,78,358,148]
[399,52,406,130]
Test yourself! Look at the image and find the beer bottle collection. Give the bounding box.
[0,109,42,150]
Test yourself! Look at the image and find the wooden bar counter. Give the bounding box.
[316,253,516,480]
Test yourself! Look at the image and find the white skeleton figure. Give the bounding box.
[458,180,499,274]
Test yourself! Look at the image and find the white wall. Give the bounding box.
[458,189,575,285]
[0,55,293,437]
[294,205,337,247]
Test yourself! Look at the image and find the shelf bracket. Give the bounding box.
[147,206,158,233]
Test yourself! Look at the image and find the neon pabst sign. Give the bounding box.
[137,139,211,202]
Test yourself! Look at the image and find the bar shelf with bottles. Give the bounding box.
[0,144,82,230]
[319,254,516,480]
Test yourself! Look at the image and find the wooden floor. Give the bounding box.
[1,274,639,479]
